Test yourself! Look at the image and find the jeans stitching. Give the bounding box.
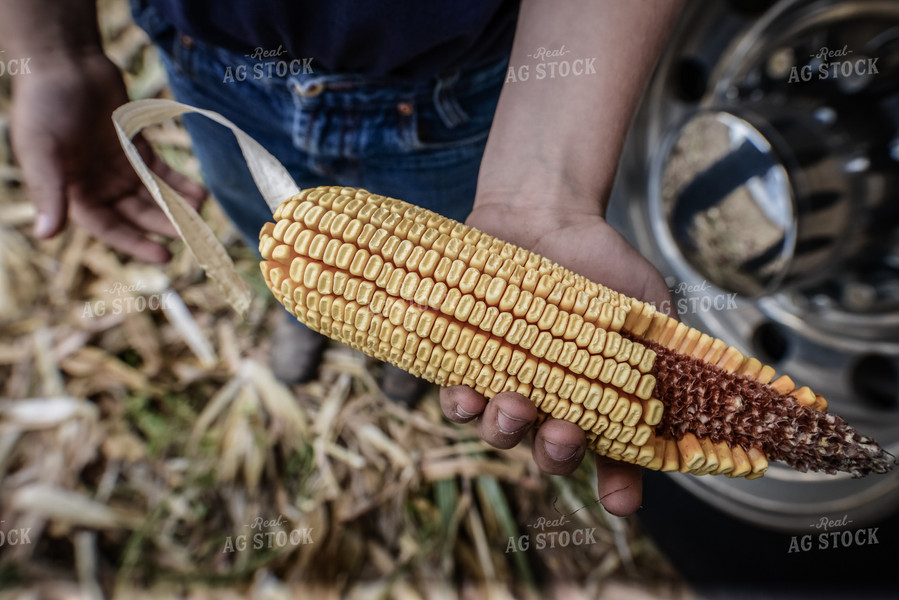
[433,71,468,129]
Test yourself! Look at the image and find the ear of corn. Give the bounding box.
[259,186,893,479]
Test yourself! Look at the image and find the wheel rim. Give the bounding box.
[611,0,899,531]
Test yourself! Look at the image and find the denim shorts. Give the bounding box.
[130,0,508,251]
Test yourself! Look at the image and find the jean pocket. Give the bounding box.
[403,66,504,152]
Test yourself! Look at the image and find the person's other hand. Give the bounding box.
[10,52,206,262]
[440,200,671,517]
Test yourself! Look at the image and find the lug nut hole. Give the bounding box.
[728,0,778,16]
[672,57,708,103]
[752,321,790,364]
[851,354,899,411]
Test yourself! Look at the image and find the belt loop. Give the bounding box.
[433,70,468,128]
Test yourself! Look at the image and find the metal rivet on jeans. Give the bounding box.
[397,102,414,116]
[180,34,194,48]
[293,82,325,97]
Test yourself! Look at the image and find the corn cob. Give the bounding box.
[259,186,893,479]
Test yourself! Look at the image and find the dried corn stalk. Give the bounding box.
[259,186,893,479]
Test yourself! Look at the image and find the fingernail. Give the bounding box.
[497,409,530,434]
[543,439,579,462]
[34,213,53,238]
[454,406,477,420]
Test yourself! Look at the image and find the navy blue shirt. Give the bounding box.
[147,0,519,80]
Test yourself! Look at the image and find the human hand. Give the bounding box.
[9,51,206,262]
[439,199,672,516]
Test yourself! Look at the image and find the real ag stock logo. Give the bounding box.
[645,278,738,317]
[81,280,175,319]
[222,515,314,553]
[787,514,880,553]
[0,521,32,547]
[788,45,879,83]
[505,45,597,83]
[505,499,602,553]
[223,45,314,83]
[0,50,31,77]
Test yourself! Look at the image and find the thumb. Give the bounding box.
[18,140,68,239]
[595,455,643,516]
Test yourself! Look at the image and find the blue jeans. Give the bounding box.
[131,0,507,251]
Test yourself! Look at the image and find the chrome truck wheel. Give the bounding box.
[609,0,899,532]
